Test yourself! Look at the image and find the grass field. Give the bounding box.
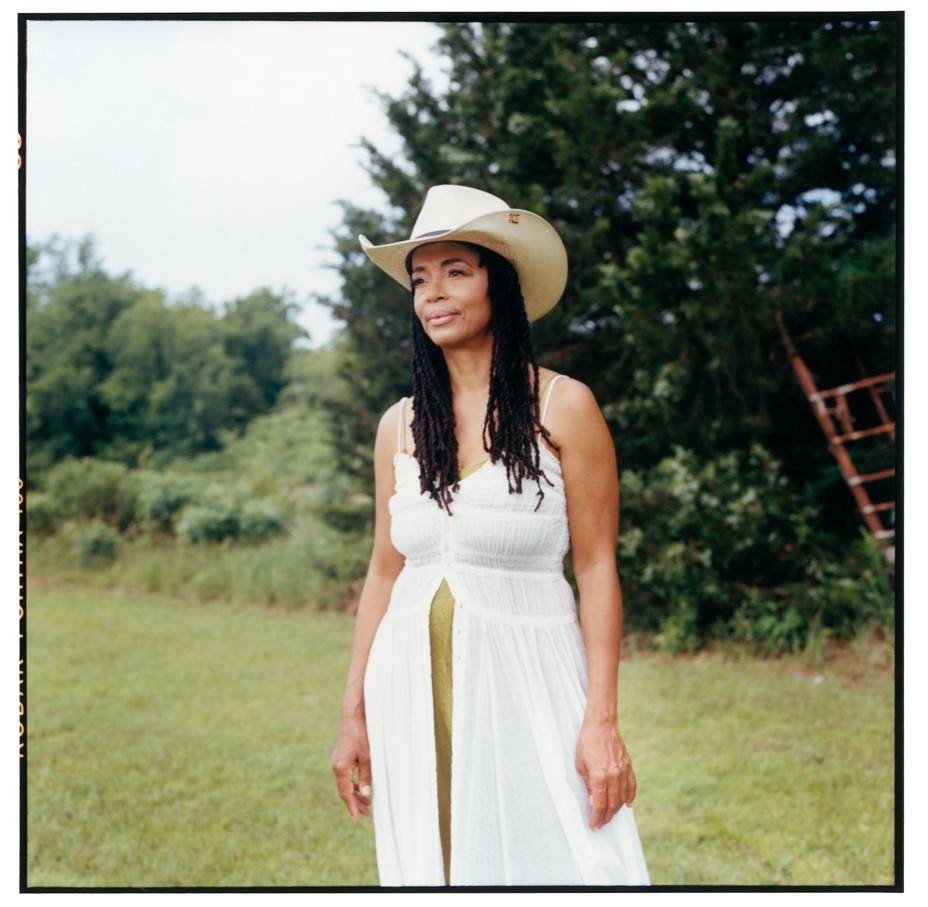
[24,578,896,889]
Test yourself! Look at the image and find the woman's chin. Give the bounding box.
[427,325,495,351]
[427,324,464,346]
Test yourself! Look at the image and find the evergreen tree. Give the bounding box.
[321,17,897,645]
[324,17,896,506]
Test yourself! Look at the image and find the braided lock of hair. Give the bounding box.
[409,243,556,512]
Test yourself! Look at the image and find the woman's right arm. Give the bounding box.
[331,403,406,821]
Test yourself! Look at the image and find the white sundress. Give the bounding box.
[363,376,650,887]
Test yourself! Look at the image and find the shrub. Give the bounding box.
[729,589,810,656]
[728,533,894,655]
[137,472,201,531]
[802,532,895,638]
[68,520,119,567]
[620,445,810,636]
[237,499,288,542]
[175,494,241,545]
[618,444,893,653]
[25,492,58,536]
[306,474,374,533]
[42,458,140,531]
[174,486,287,545]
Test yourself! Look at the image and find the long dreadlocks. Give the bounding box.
[408,243,556,511]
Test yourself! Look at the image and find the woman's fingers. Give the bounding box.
[332,759,360,819]
[358,757,372,800]
[588,761,637,829]
[623,763,637,807]
[332,719,373,821]
[332,747,372,820]
[353,781,372,817]
[354,758,373,816]
[605,762,631,825]
[354,755,371,816]
[591,770,621,829]
[582,759,613,830]
[589,775,610,829]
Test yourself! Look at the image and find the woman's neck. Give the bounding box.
[443,345,492,403]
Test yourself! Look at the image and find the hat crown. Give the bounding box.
[411,185,510,240]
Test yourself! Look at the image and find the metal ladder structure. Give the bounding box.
[775,313,896,551]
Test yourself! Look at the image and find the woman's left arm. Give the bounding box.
[548,378,637,831]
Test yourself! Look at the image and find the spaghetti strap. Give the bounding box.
[397,397,409,454]
[540,374,566,425]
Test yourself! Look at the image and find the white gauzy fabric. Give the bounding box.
[363,381,650,887]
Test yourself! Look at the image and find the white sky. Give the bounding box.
[24,17,446,346]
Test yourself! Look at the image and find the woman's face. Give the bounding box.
[410,241,493,350]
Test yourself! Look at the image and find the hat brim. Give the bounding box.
[359,209,567,322]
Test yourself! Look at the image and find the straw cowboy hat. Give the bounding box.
[359,184,568,322]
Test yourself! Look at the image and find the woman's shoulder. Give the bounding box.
[538,372,606,450]
[375,397,414,456]
[379,397,406,424]
[539,370,600,414]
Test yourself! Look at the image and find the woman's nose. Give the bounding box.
[427,278,446,301]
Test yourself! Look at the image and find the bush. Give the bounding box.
[42,458,140,531]
[237,499,288,543]
[137,472,201,532]
[25,492,58,536]
[801,532,895,640]
[306,474,374,533]
[729,589,810,656]
[618,444,893,653]
[68,520,119,567]
[620,445,811,637]
[174,486,287,545]
[174,517,368,608]
[729,534,894,655]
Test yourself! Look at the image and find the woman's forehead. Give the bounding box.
[410,241,481,267]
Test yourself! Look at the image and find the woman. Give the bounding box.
[331,185,649,887]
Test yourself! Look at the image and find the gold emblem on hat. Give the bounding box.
[508,212,520,224]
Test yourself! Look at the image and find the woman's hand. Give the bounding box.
[575,716,637,830]
[331,711,373,821]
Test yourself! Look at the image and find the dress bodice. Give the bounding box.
[389,445,570,576]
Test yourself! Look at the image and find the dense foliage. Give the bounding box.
[323,18,895,471]
[26,237,307,479]
[318,17,897,650]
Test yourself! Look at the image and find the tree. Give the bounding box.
[26,238,144,473]
[221,288,308,409]
[27,240,309,478]
[321,17,897,644]
[326,16,896,504]
[318,204,418,481]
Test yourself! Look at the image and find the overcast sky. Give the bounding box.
[24,17,445,345]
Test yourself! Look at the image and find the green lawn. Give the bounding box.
[24,579,895,888]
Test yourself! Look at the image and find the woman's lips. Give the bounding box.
[428,311,457,327]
